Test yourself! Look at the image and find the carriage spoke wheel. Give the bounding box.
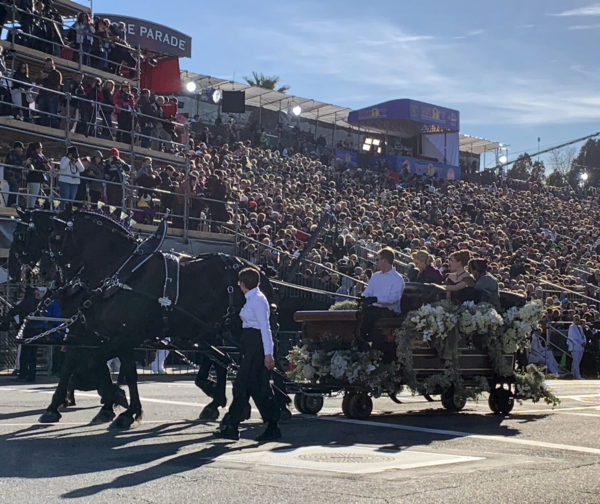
[293,392,307,413]
[345,392,373,419]
[441,388,466,412]
[302,394,324,415]
[488,387,514,415]
[342,392,353,417]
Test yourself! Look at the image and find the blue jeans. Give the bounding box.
[59,181,79,207]
[38,93,61,128]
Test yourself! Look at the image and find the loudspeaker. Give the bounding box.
[222,90,245,113]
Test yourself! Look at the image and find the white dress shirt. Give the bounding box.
[239,287,274,356]
[362,268,405,313]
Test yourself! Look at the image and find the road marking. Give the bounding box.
[314,416,600,456]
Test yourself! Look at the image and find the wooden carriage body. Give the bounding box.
[293,310,513,380]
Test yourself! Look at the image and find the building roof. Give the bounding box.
[184,71,504,152]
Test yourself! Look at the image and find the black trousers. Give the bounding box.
[19,345,38,380]
[227,328,280,427]
[361,306,398,363]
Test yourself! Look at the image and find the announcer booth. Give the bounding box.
[341,99,461,180]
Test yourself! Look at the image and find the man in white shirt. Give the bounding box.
[567,314,587,379]
[218,267,281,442]
[361,247,405,359]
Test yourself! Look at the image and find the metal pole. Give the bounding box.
[331,112,337,148]
[65,93,72,144]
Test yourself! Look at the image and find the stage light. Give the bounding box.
[580,172,589,181]
[498,155,507,164]
[211,89,222,104]
[186,81,197,93]
[292,105,302,116]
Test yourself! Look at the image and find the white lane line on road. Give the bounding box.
[0,388,210,409]
[515,404,600,414]
[314,416,600,456]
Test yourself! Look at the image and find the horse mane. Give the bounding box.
[73,210,135,238]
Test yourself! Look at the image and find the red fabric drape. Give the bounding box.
[140,57,181,94]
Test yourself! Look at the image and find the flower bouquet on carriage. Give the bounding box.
[288,296,559,419]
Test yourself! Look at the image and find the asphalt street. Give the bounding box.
[1,376,599,504]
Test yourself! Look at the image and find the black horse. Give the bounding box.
[9,209,128,420]
[43,210,288,428]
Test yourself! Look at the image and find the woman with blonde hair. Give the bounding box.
[411,250,443,284]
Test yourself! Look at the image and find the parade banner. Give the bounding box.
[95,14,192,58]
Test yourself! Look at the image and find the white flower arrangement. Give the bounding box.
[410,302,458,343]
[458,301,504,336]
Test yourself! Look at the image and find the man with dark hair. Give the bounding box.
[218,267,281,442]
[36,57,62,128]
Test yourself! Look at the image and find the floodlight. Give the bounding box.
[211,89,222,104]
[498,155,507,164]
[186,81,197,93]
[292,105,302,116]
[581,172,589,181]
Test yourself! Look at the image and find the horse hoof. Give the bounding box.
[110,414,134,429]
[280,407,292,423]
[90,410,116,424]
[199,405,219,421]
[114,388,129,409]
[241,403,251,421]
[39,411,62,423]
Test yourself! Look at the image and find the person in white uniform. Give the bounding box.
[528,331,560,376]
[217,267,281,442]
[567,314,587,379]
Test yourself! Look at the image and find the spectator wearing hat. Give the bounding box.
[58,146,85,208]
[4,141,25,207]
[104,148,130,207]
[412,249,444,284]
[87,150,105,203]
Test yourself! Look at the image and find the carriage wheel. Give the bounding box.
[302,394,324,415]
[293,392,307,413]
[441,388,466,412]
[488,388,514,415]
[346,393,373,419]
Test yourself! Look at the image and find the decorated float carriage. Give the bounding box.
[288,283,557,419]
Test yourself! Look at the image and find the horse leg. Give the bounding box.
[90,358,120,424]
[39,349,79,423]
[196,358,226,420]
[111,350,142,429]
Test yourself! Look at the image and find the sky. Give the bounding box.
[91,0,600,169]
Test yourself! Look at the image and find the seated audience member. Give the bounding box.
[469,257,501,310]
[445,250,475,302]
[528,330,560,375]
[412,249,443,284]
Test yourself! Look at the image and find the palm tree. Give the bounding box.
[243,71,290,93]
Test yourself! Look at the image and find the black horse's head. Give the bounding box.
[48,210,137,284]
[9,208,59,281]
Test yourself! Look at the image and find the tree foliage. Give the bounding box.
[243,71,290,93]
[567,139,600,187]
[507,153,545,182]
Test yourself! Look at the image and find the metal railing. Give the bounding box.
[0,73,187,156]
[3,3,140,80]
